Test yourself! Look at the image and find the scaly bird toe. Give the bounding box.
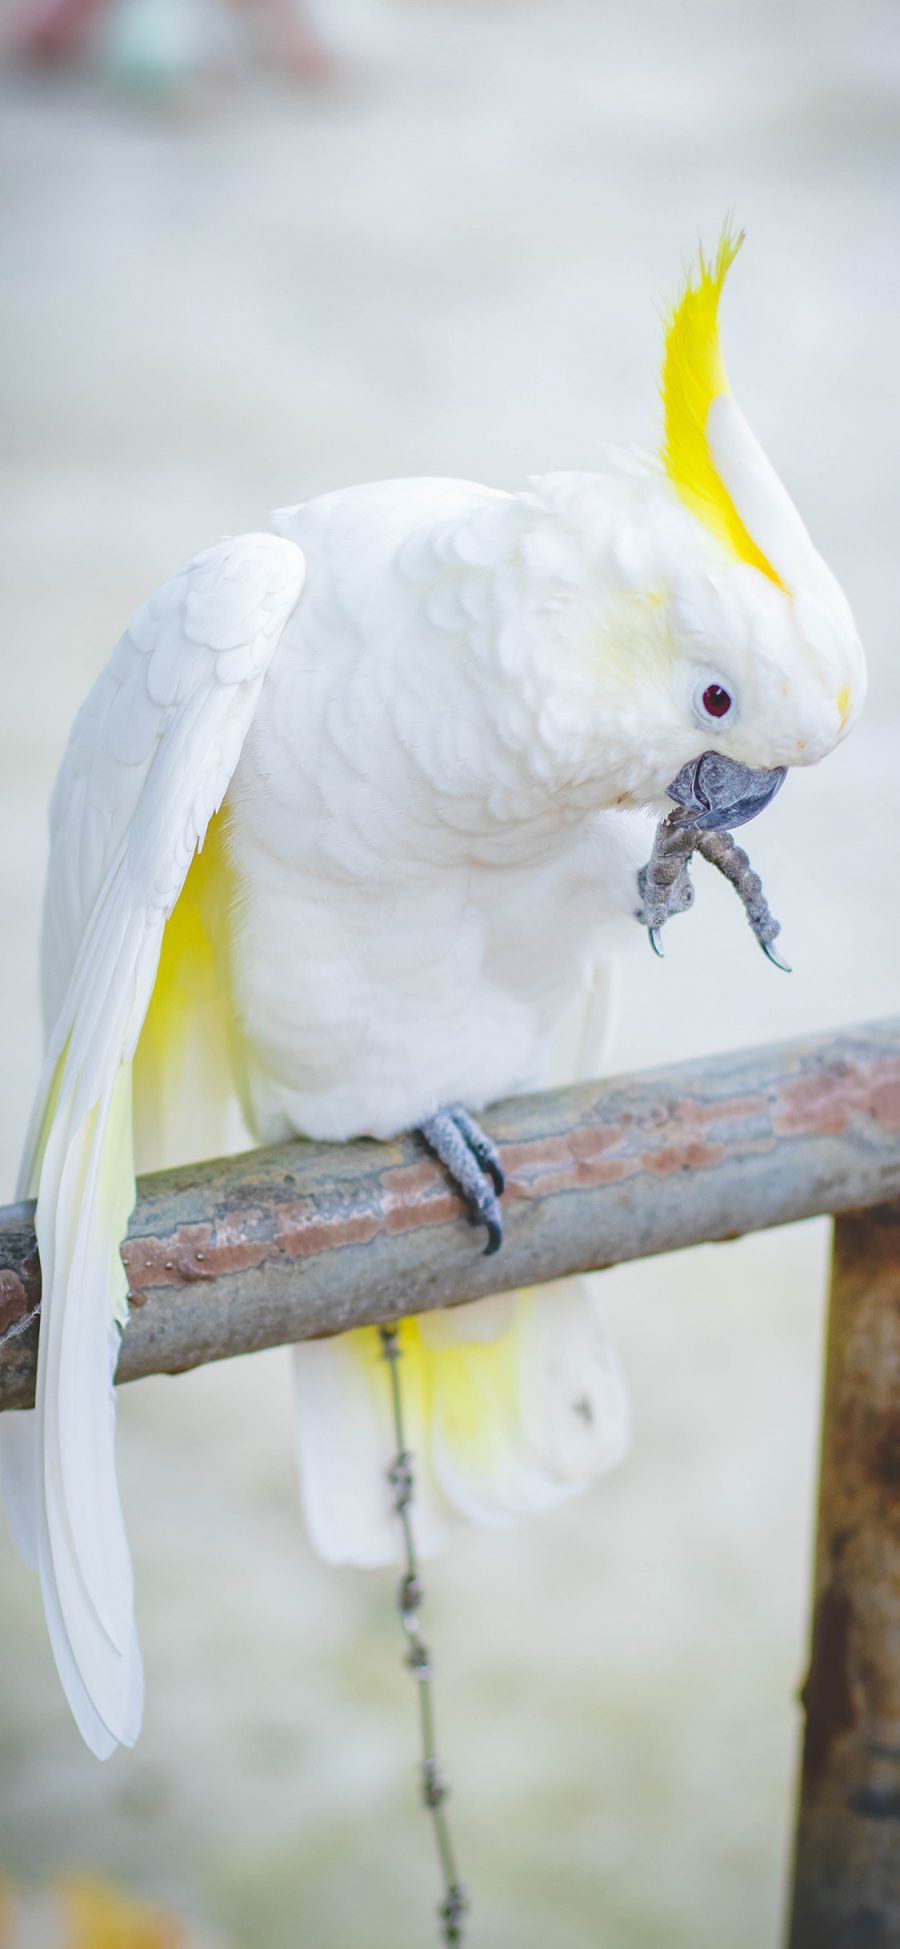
[418,1106,505,1256]
[444,1104,506,1196]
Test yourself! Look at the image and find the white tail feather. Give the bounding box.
[429,1307,575,1529]
[516,1278,630,1483]
[292,1331,454,1567]
[291,1281,630,1557]
[32,1067,143,1754]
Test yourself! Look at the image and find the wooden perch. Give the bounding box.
[3,1017,900,1412]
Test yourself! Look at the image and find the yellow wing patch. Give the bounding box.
[661,229,784,588]
[133,808,246,1172]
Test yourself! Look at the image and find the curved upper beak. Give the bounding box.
[665,752,787,831]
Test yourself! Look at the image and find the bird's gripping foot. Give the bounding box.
[418,1105,506,1256]
[636,750,789,965]
[636,814,788,967]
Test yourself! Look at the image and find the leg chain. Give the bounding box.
[379,1325,468,1946]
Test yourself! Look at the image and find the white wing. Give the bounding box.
[4,532,305,1756]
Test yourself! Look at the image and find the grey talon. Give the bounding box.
[482,1215,503,1258]
[761,940,792,973]
[447,1104,506,1195]
[636,783,785,963]
[636,825,696,946]
[693,827,785,961]
[418,1106,505,1254]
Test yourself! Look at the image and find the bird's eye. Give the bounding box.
[700,682,733,721]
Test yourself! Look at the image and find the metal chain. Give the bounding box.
[379,1323,468,1947]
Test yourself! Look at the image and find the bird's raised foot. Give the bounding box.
[635,829,696,955]
[418,1105,505,1256]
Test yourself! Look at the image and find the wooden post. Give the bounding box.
[787,1205,900,1947]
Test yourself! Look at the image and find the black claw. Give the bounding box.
[418,1106,507,1255]
[483,1215,503,1257]
[484,1157,506,1197]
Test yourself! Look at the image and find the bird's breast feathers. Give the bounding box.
[204,478,643,1143]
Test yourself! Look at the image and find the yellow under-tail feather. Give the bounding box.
[661,228,785,590]
[359,1313,522,1481]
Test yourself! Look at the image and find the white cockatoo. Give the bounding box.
[2,234,865,1758]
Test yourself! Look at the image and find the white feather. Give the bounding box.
[292,1332,454,1567]
[2,532,305,1753]
[516,1279,630,1484]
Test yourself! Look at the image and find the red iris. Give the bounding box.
[702,683,732,719]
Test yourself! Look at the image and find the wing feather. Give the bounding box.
[4,532,305,1753]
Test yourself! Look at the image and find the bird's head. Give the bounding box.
[590,230,866,829]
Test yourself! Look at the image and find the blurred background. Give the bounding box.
[1,1,899,1944]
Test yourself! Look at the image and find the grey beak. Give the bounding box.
[665,751,786,831]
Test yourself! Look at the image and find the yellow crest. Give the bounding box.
[661,229,783,587]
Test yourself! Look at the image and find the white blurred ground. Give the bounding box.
[1,2,899,1944]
